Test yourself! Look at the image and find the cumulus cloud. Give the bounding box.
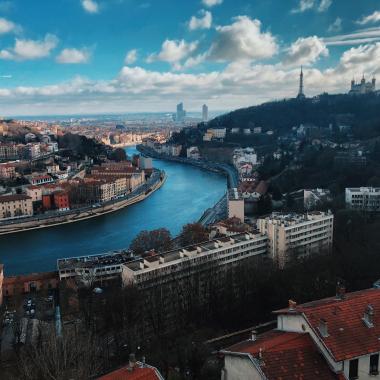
[0,17,17,34]
[208,16,278,62]
[189,10,212,30]
[282,36,328,66]
[328,17,342,33]
[81,0,99,14]
[357,11,380,26]
[202,0,222,7]
[125,49,138,65]
[0,34,58,61]
[56,48,91,64]
[147,39,198,65]
[339,43,380,74]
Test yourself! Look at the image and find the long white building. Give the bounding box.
[257,211,334,268]
[346,187,380,212]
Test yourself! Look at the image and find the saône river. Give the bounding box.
[0,147,227,275]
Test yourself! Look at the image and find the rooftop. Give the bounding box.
[225,330,338,380]
[0,194,31,202]
[97,362,163,380]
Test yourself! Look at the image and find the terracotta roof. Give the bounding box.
[226,330,338,380]
[0,194,31,202]
[3,271,58,285]
[277,288,380,361]
[98,363,162,380]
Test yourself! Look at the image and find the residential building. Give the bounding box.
[0,194,33,220]
[221,286,380,380]
[53,191,70,211]
[346,187,380,212]
[30,175,53,186]
[26,185,43,202]
[228,188,245,223]
[257,211,334,268]
[0,163,17,179]
[176,102,186,122]
[57,250,135,285]
[139,156,153,170]
[121,232,268,290]
[0,143,20,160]
[0,264,3,306]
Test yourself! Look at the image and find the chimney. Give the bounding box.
[128,353,137,372]
[250,330,257,341]
[318,319,329,337]
[363,304,374,328]
[141,356,146,368]
[335,281,346,300]
[288,299,297,311]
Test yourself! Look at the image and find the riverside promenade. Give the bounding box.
[0,170,166,236]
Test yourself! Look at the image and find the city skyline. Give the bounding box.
[0,0,379,115]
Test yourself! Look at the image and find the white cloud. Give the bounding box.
[318,0,332,12]
[0,17,16,34]
[189,10,212,30]
[328,17,342,33]
[357,11,380,26]
[81,0,99,14]
[148,39,198,65]
[0,34,59,61]
[208,16,278,61]
[291,0,315,14]
[291,0,331,13]
[56,48,90,64]
[202,0,222,7]
[282,36,328,66]
[125,49,138,65]
[339,43,380,73]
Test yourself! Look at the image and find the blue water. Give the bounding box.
[0,147,226,275]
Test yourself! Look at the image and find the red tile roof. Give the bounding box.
[0,194,31,202]
[226,331,339,380]
[279,288,380,361]
[98,364,161,380]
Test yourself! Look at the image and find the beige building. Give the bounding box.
[0,194,33,220]
[257,211,334,268]
[346,187,380,212]
[228,188,245,223]
[26,186,43,202]
[0,163,17,179]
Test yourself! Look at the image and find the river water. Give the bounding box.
[0,147,226,275]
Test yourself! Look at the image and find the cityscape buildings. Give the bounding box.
[346,187,380,212]
[202,104,208,122]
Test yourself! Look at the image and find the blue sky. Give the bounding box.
[0,0,380,115]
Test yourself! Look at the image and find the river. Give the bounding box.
[0,147,227,275]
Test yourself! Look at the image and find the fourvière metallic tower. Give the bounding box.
[297,66,306,100]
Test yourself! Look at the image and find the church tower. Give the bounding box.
[297,66,306,100]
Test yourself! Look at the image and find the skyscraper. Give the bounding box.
[176,102,186,122]
[202,104,208,122]
[297,66,306,100]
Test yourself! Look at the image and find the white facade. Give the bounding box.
[228,188,245,222]
[257,211,334,267]
[346,187,380,212]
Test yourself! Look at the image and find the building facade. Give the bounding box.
[228,188,245,223]
[257,211,334,267]
[346,187,380,212]
[0,194,33,220]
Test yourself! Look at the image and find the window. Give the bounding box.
[349,359,359,380]
[370,354,379,375]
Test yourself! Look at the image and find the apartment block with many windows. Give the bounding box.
[346,187,380,212]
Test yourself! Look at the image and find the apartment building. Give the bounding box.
[0,194,33,220]
[221,287,380,380]
[26,186,43,202]
[57,250,135,285]
[346,187,380,212]
[0,143,20,160]
[257,211,334,267]
[0,163,17,179]
[121,232,268,290]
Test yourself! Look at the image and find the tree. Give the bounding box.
[110,148,127,162]
[130,228,172,256]
[179,223,209,246]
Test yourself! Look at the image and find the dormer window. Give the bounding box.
[363,304,374,328]
[318,318,329,337]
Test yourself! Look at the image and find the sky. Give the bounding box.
[0,0,380,116]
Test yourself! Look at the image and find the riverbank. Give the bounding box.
[137,145,238,188]
[0,172,166,236]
